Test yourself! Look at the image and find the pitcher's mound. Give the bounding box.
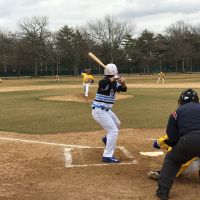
[41,94,133,103]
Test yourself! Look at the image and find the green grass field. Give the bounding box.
[0,74,200,134]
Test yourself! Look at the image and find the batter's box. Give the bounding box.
[64,146,137,168]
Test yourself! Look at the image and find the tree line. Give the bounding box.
[1,15,200,77]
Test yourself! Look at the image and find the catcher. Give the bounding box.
[81,69,94,97]
[148,134,200,180]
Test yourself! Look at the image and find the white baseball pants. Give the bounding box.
[83,83,91,97]
[92,108,121,157]
[157,77,165,84]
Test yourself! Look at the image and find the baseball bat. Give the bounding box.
[88,52,107,69]
[88,52,124,84]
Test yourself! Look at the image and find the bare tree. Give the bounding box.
[0,30,18,76]
[165,21,194,72]
[18,16,50,76]
[87,15,135,62]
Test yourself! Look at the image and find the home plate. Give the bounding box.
[139,151,164,156]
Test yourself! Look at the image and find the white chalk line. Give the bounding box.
[64,148,72,167]
[118,146,135,159]
[147,138,157,141]
[64,146,137,168]
[0,136,137,168]
[0,136,91,148]
[65,161,137,168]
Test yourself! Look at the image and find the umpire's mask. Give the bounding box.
[178,88,199,106]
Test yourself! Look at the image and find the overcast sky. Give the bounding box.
[1,0,200,35]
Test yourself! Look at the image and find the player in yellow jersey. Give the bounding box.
[81,69,94,97]
[157,72,165,84]
[148,134,200,180]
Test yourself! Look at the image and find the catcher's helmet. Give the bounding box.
[178,89,199,105]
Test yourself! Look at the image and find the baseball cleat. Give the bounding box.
[147,170,160,180]
[102,156,120,163]
[102,136,107,146]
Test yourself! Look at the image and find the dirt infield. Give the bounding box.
[1,82,200,199]
[0,129,200,200]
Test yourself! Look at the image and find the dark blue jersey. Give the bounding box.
[97,77,127,95]
[166,102,200,144]
[92,77,127,109]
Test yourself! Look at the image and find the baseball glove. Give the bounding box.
[86,78,94,83]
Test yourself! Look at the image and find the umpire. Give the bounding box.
[157,89,200,200]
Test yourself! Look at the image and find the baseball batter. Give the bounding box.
[81,69,94,97]
[91,63,127,163]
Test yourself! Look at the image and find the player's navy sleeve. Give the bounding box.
[117,84,127,92]
[99,79,111,90]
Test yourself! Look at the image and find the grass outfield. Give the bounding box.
[0,74,200,134]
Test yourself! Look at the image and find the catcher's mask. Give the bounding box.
[178,89,199,106]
